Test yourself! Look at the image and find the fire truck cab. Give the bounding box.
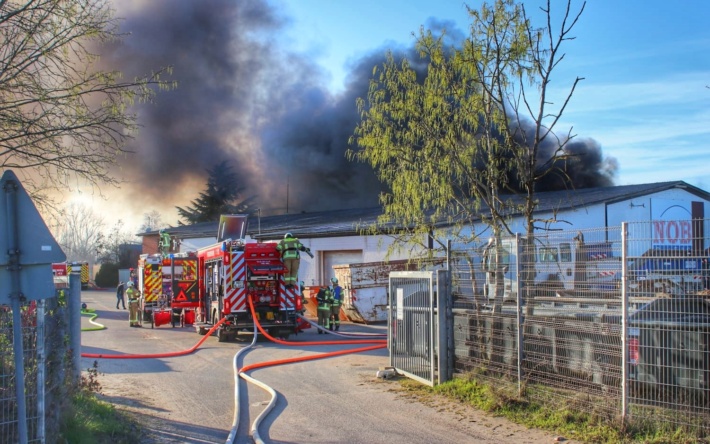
[195,215,302,341]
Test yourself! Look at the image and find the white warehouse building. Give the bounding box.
[143,180,710,303]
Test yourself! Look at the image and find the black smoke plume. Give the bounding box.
[100,0,616,223]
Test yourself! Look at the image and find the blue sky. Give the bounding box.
[278,0,710,191]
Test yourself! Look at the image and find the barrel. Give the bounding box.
[184,309,195,325]
[154,310,171,327]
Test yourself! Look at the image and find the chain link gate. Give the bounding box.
[388,270,451,386]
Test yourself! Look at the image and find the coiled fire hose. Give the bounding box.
[80,308,106,331]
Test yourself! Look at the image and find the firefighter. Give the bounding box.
[126,281,142,327]
[276,233,311,288]
[316,285,333,334]
[329,277,343,331]
[159,229,171,257]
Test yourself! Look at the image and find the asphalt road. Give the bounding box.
[79,290,571,444]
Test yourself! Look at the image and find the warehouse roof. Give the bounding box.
[143,181,709,241]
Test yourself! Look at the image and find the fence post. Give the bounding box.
[437,268,451,384]
[37,299,45,444]
[446,240,454,381]
[621,222,629,423]
[69,270,82,384]
[515,233,524,396]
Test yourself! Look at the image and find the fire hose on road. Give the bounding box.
[80,317,227,359]
[77,301,388,443]
[226,298,387,444]
[80,308,106,332]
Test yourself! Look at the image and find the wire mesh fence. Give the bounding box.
[449,221,710,438]
[625,220,710,433]
[0,301,41,443]
[0,294,69,443]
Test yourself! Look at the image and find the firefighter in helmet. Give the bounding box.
[126,281,142,327]
[329,277,343,331]
[316,285,333,334]
[276,232,310,288]
[159,229,171,257]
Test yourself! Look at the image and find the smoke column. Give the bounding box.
[100,0,616,223]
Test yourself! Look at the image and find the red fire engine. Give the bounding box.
[195,215,303,341]
[136,252,199,328]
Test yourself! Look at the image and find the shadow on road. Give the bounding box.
[120,409,232,444]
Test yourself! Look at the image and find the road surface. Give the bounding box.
[79,290,573,444]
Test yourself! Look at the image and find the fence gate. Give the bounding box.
[388,270,450,386]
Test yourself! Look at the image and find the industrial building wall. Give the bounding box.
[285,234,424,289]
[161,186,710,293]
[606,188,709,228]
[453,188,710,245]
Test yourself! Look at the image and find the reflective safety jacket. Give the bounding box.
[277,236,305,260]
[316,287,333,310]
[126,287,140,302]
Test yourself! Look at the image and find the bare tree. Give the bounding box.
[96,219,138,266]
[0,0,175,205]
[52,203,105,265]
[140,210,164,233]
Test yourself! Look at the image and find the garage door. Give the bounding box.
[322,251,362,283]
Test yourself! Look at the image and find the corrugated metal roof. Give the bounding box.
[145,181,708,240]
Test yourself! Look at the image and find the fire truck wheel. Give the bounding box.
[217,328,226,342]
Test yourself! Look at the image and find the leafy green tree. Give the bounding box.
[349,0,585,312]
[0,0,175,206]
[176,161,257,224]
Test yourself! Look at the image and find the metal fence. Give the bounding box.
[0,293,70,443]
[447,221,710,438]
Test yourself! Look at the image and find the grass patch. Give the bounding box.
[57,362,141,444]
[396,373,706,444]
